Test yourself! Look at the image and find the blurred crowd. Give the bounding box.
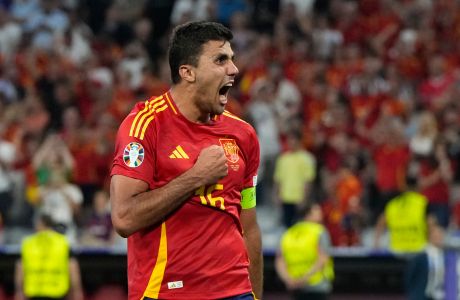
[0,0,459,249]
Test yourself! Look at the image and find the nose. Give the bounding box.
[228,60,239,76]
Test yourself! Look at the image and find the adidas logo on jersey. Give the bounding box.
[167,281,183,289]
[169,145,189,159]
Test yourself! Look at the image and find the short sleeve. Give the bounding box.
[319,229,332,254]
[111,110,156,188]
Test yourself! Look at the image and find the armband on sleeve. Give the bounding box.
[241,187,256,209]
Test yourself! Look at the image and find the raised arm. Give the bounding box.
[110,145,228,237]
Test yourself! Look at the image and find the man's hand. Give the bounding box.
[193,145,228,185]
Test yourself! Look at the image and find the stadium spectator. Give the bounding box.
[409,110,439,157]
[23,0,69,50]
[228,11,255,54]
[10,0,39,25]
[32,134,83,244]
[364,116,411,223]
[79,189,115,247]
[170,0,212,26]
[0,126,16,230]
[330,162,364,246]
[265,60,302,134]
[0,6,21,60]
[245,78,281,206]
[416,138,453,228]
[215,0,247,27]
[117,41,148,91]
[132,18,163,66]
[54,9,93,67]
[274,130,316,228]
[418,55,456,113]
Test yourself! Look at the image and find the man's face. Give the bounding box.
[193,40,239,116]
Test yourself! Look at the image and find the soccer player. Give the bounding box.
[110,21,263,300]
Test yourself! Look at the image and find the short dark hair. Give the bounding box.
[299,202,317,218]
[168,21,233,84]
[37,212,55,228]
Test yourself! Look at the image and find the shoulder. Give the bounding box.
[119,94,173,140]
[221,110,257,139]
[406,191,428,204]
[22,234,35,246]
[298,150,315,161]
[51,231,69,243]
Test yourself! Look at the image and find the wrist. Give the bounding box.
[184,167,206,189]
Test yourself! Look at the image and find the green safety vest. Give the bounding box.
[21,230,70,298]
[280,221,334,286]
[385,191,428,253]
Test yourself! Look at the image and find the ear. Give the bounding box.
[179,65,195,83]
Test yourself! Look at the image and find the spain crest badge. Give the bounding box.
[219,138,240,163]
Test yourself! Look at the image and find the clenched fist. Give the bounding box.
[192,145,228,185]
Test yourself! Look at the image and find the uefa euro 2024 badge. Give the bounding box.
[123,142,145,167]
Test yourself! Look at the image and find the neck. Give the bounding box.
[170,86,211,124]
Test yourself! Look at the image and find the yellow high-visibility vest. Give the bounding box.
[385,191,428,253]
[281,221,334,286]
[21,230,70,298]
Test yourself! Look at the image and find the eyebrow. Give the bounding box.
[215,53,235,61]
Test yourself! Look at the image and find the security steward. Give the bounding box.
[275,203,334,300]
[14,213,83,300]
[374,175,429,254]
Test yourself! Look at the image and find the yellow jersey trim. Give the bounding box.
[164,92,178,115]
[223,111,249,124]
[129,96,163,137]
[133,100,166,138]
[142,222,168,299]
[129,100,150,137]
[129,96,169,140]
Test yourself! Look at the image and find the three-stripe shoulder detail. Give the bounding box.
[129,96,168,140]
[222,110,249,124]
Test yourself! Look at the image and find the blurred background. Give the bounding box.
[0,0,459,299]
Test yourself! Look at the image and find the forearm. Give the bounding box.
[418,171,440,188]
[244,223,263,299]
[275,255,292,285]
[373,216,386,249]
[69,258,84,300]
[60,148,75,171]
[303,254,328,279]
[14,260,24,300]
[111,170,204,237]
[439,159,453,181]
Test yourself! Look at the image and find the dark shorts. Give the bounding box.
[220,292,254,300]
[144,291,254,300]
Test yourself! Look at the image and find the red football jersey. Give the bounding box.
[111,91,260,299]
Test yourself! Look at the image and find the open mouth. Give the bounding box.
[219,85,231,96]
